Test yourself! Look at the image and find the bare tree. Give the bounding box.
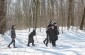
[80,7,85,30]
[0,0,6,34]
[67,0,74,30]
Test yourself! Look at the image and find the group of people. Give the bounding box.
[43,21,59,47]
[8,21,59,48]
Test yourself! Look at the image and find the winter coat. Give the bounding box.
[46,27,59,42]
[53,26,59,41]
[29,30,36,38]
[11,28,16,39]
[54,26,59,35]
[47,24,54,29]
[28,30,36,43]
[46,28,55,41]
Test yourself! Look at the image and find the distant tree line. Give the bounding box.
[0,0,85,33]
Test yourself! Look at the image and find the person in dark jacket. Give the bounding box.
[27,30,36,46]
[46,24,59,47]
[43,21,54,45]
[52,23,59,46]
[46,25,56,47]
[54,23,59,41]
[45,27,52,46]
[8,25,16,48]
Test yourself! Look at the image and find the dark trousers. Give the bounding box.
[45,35,49,46]
[8,38,15,47]
[43,34,52,46]
[43,34,48,46]
[27,38,34,46]
[52,40,56,47]
[43,37,47,44]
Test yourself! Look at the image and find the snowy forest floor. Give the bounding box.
[0,28,85,55]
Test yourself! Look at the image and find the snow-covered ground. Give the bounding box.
[0,28,85,55]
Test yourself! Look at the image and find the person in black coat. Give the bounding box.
[54,23,59,41]
[46,24,59,47]
[27,30,36,46]
[52,23,59,46]
[45,25,55,46]
[43,21,54,45]
[8,25,16,48]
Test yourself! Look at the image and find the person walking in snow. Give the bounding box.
[52,23,59,46]
[46,25,56,46]
[27,30,36,46]
[8,25,16,48]
[46,23,59,47]
[43,21,54,45]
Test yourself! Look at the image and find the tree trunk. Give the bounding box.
[80,7,85,30]
[67,0,74,30]
[0,0,6,34]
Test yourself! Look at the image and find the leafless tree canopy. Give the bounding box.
[0,0,85,32]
